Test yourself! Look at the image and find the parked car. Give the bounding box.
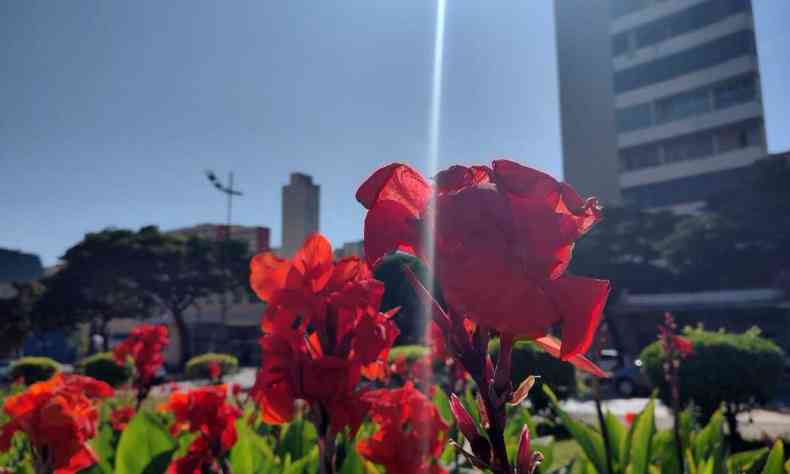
[599,349,651,397]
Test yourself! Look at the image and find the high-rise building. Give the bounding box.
[281,173,320,257]
[559,0,767,211]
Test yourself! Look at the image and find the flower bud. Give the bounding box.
[509,375,537,406]
[450,394,491,463]
[516,425,544,474]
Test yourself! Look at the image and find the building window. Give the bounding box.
[620,144,661,171]
[655,87,710,123]
[612,33,630,56]
[713,74,756,109]
[615,30,756,93]
[717,120,763,152]
[611,0,652,19]
[612,0,751,56]
[663,132,714,163]
[616,103,653,132]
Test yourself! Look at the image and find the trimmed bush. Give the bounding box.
[387,345,429,363]
[78,352,132,387]
[9,357,60,384]
[490,339,577,411]
[640,326,785,421]
[185,353,239,380]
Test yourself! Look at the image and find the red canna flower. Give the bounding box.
[357,161,611,362]
[113,324,169,388]
[109,405,136,432]
[358,383,449,474]
[249,234,400,436]
[0,373,113,474]
[624,412,637,425]
[207,360,221,381]
[160,385,241,474]
[673,336,694,358]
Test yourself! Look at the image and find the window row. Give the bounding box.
[612,0,751,56]
[622,165,753,208]
[614,30,756,93]
[616,73,759,132]
[619,119,764,172]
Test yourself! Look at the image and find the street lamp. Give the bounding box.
[205,170,243,349]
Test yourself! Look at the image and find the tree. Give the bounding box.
[0,282,43,357]
[132,226,249,366]
[36,229,158,351]
[660,157,790,290]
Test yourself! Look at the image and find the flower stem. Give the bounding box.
[476,375,512,474]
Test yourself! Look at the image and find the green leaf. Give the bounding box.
[604,411,627,468]
[282,446,319,474]
[728,447,768,473]
[278,418,318,461]
[626,399,655,474]
[432,386,452,425]
[691,409,725,469]
[339,444,365,474]
[544,385,608,474]
[230,420,277,474]
[114,412,178,474]
[761,441,784,474]
[88,423,116,473]
[651,430,681,474]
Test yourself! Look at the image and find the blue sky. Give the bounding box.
[1,1,788,266]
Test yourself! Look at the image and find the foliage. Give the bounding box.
[0,282,43,357]
[184,352,239,379]
[490,339,576,412]
[640,326,785,421]
[374,252,447,345]
[660,157,790,290]
[79,352,132,387]
[9,356,60,384]
[387,344,429,363]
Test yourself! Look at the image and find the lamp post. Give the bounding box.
[205,171,243,347]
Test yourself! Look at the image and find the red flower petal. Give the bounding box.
[363,199,421,266]
[542,275,610,359]
[249,252,290,301]
[533,336,609,377]
[356,163,432,215]
[288,233,334,294]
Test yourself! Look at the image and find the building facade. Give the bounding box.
[281,173,320,257]
[559,0,767,210]
[167,223,270,256]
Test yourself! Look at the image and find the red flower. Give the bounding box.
[250,234,400,435]
[0,373,113,474]
[673,336,694,358]
[624,412,637,425]
[160,385,241,474]
[110,405,136,432]
[207,361,221,381]
[113,324,169,388]
[357,161,610,361]
[358,383,448,474]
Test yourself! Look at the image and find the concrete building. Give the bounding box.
[559,0,767,210]
[281,173,320,257]
[167,223,271,256]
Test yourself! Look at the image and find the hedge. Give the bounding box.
[185,353,239,380]
[78,352,132,387]
[9,357,61,384]
[387,345,429,363]
[640,326,785,419]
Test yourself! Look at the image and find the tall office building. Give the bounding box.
[559,0,767,210]
[281,173,320,257]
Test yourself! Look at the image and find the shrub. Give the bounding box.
[185,353,239,379]
[490,339,576,412]
[387,345,429,363]
[9,357,60,384]
[640,326,785,423]
[78,352,132,387]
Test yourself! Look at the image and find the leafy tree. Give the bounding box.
[0,282,43,357]
[660,156,790,290]
[36,229,157,351]
[132,226,249,366]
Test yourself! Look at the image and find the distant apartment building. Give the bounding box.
[559,0,767,210]
[281,173,320,257]
[167,223,270,256]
